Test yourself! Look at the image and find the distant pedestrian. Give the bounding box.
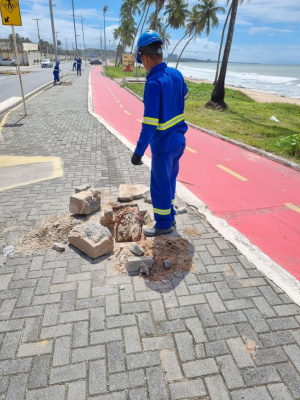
[77,57,82,76]
[131,30,188,237]
[53,60,60,85]
[73,58,77,71]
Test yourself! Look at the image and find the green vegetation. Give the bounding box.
[104,66,147,80]
[105,66,300,163]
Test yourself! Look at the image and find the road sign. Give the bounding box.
[0,0,22,26]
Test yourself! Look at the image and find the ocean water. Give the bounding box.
[168,62,300,99]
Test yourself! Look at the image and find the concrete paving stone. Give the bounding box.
[122,301,150,314]
[106,294,120,316]
[129,388,148,400]
[177,294,205,306]
[254,347,288,366]
[205,374,230,400]
[66,272,91,282]
[146,366,169,400]
[90,307,105,331]
[214,280,235,300]
[142,336,174,351]
[30,256,44,271]
[52,268,66,284]
[259,286,283,306]
[0,357,32,376]
[17,340,53,357]
[205,340,228,357]
[217,354,245,389]
[89,359,107,395]
[23,316,41,342]
[59,309,89,323]
[35,277,51,295]
[259,331,295,347]
[251,296,276,317]
[167,306,197,320]
[162,291,179,308]
[267,383,294,400]
[206,292,226,313]
[120,283,134,302]
[26,385,66,400]
[90,328,122,345]
[73,321,89,348]
[16,288,35,308]
[291,330,300,346]
[160,349,183,381]
[156,319,186,335]
[206,325,239,341]
[236,322,263,348]
[175,331,195,361]
[76,297,104,310]
[10,279,38,289]
[50,283,76,293]
[42,303,60,326]
[12,305,43,319]
[227,337,254,368]
[107,314,136,329]
[189,282,215,294]
[231,386,272,400]
[67,380,86,400]
[0,289,21,301]
[169,379,206,399]
[198,272,223,283]
[72,344,105,363]
[224,298,254,311]
[107,341,126,372]
[0,274,13,290]
[61,292,76,312]
[50,362,87,384]
[183,358,218,378]
[195,304,218,327]
[244,309,270,333]
[41,323,73,339]
[274,304,300,317]
[0,330,22,359]
[88,392,127,400]
[282,344,300,373]
[137,313,155,336]
[109,370,145,391]
[92,286,118,297]
[217,310,248,325]
[0,375,8,394]
[124,326,142,353]
[28,354,51,389]
[126,351,160,370]
[268,317,299,331]
[242,366,281,386]
[5,372,28,400]
[53,336,71,366]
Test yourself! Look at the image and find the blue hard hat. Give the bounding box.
[56,60,60,64]
[136,30,163,64]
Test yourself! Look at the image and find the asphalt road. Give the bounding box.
[0,61,72,104]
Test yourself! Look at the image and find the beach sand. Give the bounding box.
[185,77,300,106]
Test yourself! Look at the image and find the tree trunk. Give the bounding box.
[209,0,239,108]
[130,6,146,54]
[213,2,232,85]
[154,0,159,31]
[161,22,169,34]
[115,38,122,66]
[141,4,150,33]
[167,31,189,65]
[175,33,195,69]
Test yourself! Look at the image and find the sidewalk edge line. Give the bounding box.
[89,70,300,306]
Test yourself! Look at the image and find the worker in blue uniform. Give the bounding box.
[131,30,189,237]
[77,57,82,76]
[53,60,60,85]
[73,57,77,71]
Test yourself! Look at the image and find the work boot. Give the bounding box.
[143,225,173,237]
[172,220,176,227]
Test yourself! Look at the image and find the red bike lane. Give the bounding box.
[91,66,300,280]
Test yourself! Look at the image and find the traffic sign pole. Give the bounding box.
[11,25,26,116]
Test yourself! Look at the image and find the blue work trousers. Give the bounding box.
[150,142,186,229]
[77,65,81,75]
[53,72,59,83]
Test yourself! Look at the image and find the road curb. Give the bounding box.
[90,71,300,306]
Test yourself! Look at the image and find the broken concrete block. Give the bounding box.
[142,210,154,225]
[140,263,150,276]
[130,243,144,256]
[52,243,65,252]
[163,259,172,269]
[100,204,113,227]
[118,184,149,202]
[68,222,113,259]
[75,185,91,193]
[177,207,187,214]
[127,256,153,276]
[69,189,101,215]
[143,190,152,204]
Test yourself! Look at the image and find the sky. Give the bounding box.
[0,0,299,64]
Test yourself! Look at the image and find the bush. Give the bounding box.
[276,134,300,158]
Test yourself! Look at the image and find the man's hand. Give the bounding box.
[131,152,143,165]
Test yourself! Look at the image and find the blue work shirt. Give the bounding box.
[53,64,59,74]
[135,62,188,156]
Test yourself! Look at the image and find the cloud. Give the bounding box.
[248,26,293,35]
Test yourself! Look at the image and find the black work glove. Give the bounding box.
[131,152,143,166]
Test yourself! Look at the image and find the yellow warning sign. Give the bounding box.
[0,0,22,26]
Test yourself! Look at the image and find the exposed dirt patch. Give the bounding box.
[114,237,192,281]
[16,214,83,252]
[184,228,202,237]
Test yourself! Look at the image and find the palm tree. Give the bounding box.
[208,0,239,108]
[147,12,164,32]
[175,0,224,69]
[162,0,189,33]
[213,0,249,85]
[160,31,171,49]
[113,26,122,66]
[150,0,166,31]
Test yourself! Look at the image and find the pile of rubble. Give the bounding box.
[17,184,192,281]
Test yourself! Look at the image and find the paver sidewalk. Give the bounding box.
[0,65,300,400]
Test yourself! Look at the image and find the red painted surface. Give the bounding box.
[92,66,300,279]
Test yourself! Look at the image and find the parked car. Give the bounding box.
[41,59,53,68]
[0,58,18,66]
[90,59,102,65]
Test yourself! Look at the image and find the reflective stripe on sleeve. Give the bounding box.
[143,117,159,126]
[184,93,189,100]
[157,114,185,131]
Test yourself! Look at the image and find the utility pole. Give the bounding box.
[49,0,57,61]
[71,0,78,53]
[33,18,42,62]
[80,14,86,65]
[55,32,59,56]
[65,38,69,60]
[103,5,108,67]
